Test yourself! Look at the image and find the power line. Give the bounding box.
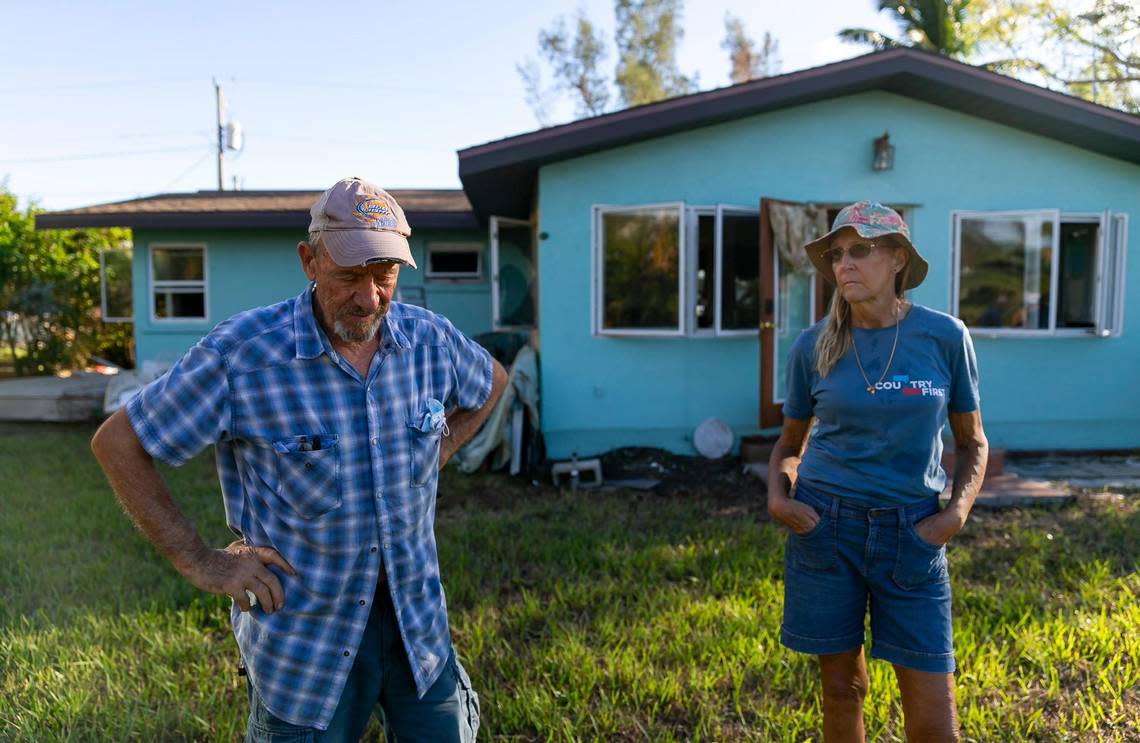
[234,78,526,101]
[162,151,214,191]
[0,145,206,165]
[255,133,456,152]
[0,131,211,145]
[0,77,203,93]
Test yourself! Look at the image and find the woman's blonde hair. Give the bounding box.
[813,235,912,378]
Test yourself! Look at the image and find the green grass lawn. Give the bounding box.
[1,427,1137,742]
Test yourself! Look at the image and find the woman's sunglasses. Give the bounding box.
[825,242,877,264]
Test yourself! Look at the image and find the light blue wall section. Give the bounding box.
[407,230,493,339]
[536,91,1140,458]
[132,227,489,369]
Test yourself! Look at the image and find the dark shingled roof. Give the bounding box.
[35,189,478,231]
[458,47,1140,219]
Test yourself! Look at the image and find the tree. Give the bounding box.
[839,0,977,58]
[722,13,782,84]
[968,0,1139,112]
[523,11,611,122]
[614,0,696,107]
[0,187,133,375]
[520,0,701,123]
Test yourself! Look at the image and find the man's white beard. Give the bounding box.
[333,314,383,343]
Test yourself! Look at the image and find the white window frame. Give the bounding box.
[1096,211,1128,337]
[714,204,761,337]
[951,209,1060,337]
[149,243,207,323]
[489,216,533,330]
[99,246,133,323]
[425,241,483,280]
[686,205,716,337]
[592,203,687,337]
[952,209,1128,338]
[681,204,764,338]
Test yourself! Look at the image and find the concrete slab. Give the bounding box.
[943,474,1073,508]
[0,372,109,422]
[1005,455,1140,489]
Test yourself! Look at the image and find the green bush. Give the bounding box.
[0,187,133,375]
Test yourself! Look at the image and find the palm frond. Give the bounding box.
[837,28,901,51]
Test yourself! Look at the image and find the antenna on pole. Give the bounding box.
[214,77,225,191]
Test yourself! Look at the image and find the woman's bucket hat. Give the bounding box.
[804,201,928,290]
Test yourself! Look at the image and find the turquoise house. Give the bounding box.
[39,190,535,375]
[41,48,1140,459]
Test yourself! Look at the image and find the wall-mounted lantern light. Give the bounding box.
[872,131,894,172]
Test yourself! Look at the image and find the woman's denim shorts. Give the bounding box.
[779,479,955,673]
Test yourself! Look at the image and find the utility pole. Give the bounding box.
[214,78,225,191]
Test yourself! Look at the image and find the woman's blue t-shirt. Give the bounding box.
[783,303,980,506]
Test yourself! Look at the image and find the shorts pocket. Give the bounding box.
[787,493,837,572]
[893,519,950,589]
[271,434,341,519]
[451,656,480,743]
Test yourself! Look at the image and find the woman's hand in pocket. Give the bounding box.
[768,493,821,535]
[914,508,966,546]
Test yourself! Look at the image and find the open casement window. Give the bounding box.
[688,205,761,336]
[100,246,133,323]
[952,209,1127,336]
[490,216,536,329]
[714,205,761,335]
[593,203,685,336]
[150,244,206,321]
[1096,211,1128,337]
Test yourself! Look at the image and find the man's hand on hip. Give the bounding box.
[186,540,297,614]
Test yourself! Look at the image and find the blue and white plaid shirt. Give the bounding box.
[126,284,492,729]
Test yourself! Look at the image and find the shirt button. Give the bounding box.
[304,462,313,470]
[359,599,366,606]
[370,546,378,553]
[383,543,391,550]
[343,651,350,657]
[371,437,379,446]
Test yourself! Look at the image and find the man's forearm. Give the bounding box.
[91,409,210,580]
[440,359,509,465]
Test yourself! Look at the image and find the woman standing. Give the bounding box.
[767,202,988,742]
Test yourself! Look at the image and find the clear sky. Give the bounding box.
[1,1,904,211]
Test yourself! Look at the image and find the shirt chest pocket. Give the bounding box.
[407,399,446,488]
[271,434,342,518]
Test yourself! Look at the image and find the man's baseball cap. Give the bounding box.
[307,177,417,269]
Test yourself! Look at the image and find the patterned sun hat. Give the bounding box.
[804,201,928,290]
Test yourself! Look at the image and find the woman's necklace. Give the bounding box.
[852,300,901,395]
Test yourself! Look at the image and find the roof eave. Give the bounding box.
[35,210,480,232]
[458,48,1140,219]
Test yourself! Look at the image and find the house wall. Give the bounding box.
[536,90,1140,458]
[131,227,490,370]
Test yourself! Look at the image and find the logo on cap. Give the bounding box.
[353,197,398,229]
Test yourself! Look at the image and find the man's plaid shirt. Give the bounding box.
[126,285,492,729]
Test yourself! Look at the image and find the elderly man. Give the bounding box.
[91,177,508,742]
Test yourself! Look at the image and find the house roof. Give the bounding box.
[35,189,478,231]
[458,47,1140,219]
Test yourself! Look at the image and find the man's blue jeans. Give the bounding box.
[244,588,479,743]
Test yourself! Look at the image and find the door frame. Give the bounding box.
[489,215,535,331]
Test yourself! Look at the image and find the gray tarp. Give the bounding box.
[451,345,539,474]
